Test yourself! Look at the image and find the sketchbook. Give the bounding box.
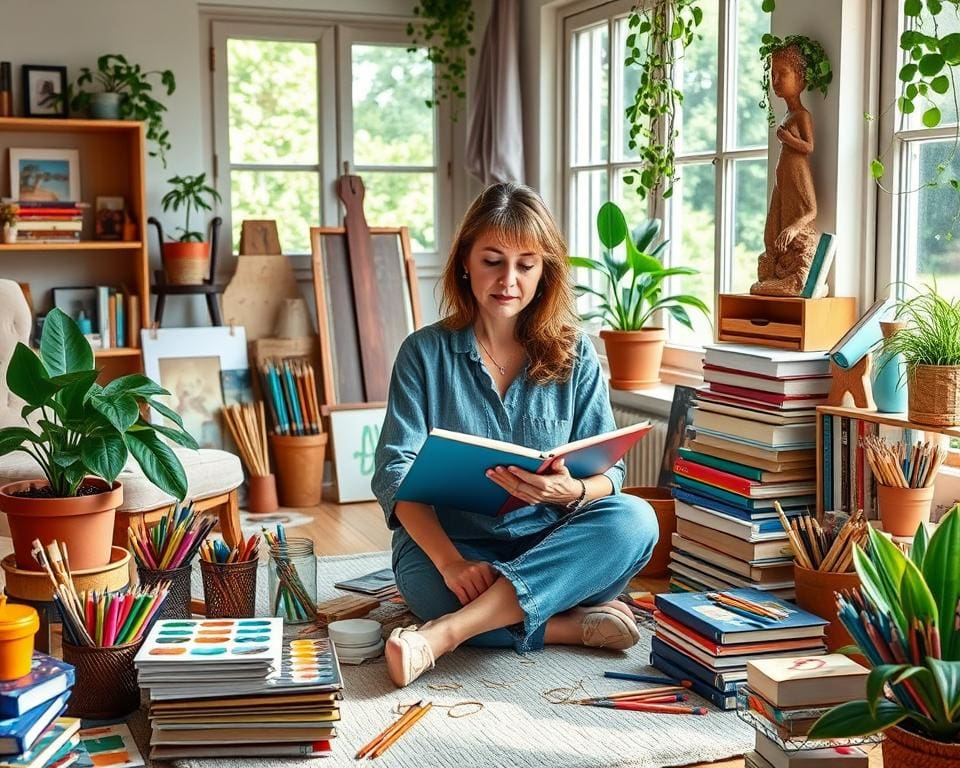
[394,422,653,516]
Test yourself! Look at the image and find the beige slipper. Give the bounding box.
[385,625,436,688]
[581,606,641,650]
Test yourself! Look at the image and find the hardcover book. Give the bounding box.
[0,693,69,755]
[702,366,832,396]
[0,653,75,718]
[747,654,868,708]
[333,568,396,596]
[394,422,652,516]
[648,650,738,710]
[692,409,816,449]
[754,731,868,767]
[0,720,79,768]
[703,344,830,379]
[673,458,816,499]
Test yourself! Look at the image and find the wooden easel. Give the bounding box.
[826,356,876,410]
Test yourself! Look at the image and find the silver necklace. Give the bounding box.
[476,336,506,376]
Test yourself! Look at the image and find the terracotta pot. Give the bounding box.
[793,563,860,652]
[883,725,960,768]
[161,240,210,285]
[600,328,666,390]
[877,484,935,537]
[247,473,279,514]
[0,478,122,571]
[908,364,960,426]
[622,486,675,577]
[270,433,327,507]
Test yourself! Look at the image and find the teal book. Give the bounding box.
[799,232,836,298]
[394,422,652,516]
[672,476,816,511]
[677,447,763,482]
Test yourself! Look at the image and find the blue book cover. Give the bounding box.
[0,654,74,718]
[395,423,651,516]
[650,637,742,692]
[0,692,69,756]
[672,489,791,532]
[654,589,827,645]
[0,720,80,768]
[822,414,833,511]
[672,481,814,516]
[649,651,737,710]
[799,232,836,299]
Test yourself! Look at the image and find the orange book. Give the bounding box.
[107,294,118,347]
[127,294,141,349]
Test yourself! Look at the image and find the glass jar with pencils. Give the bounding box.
[199,535,260,618]
[266,537,317,624]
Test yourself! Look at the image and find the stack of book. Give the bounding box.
[742,654,870,767]
[334,568,399,601]
[670,344,828,598]
[0,653,79,768]
[649,589,827,710]
[14,202,84,243]
[136,619,343,760]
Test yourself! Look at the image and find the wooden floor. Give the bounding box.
[297,500,883,768]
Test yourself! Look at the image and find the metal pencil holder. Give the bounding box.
[62,639,143,719]
[137,562,192,619]
[200,559,258,618]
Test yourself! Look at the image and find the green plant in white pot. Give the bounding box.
[0,309,197,572]
[569,201,709,389]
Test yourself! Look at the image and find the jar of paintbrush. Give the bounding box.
[129,503,218,619]
[264,525,317,624]
[199,533,261,618]
[222,402,278,514]
[864,436,945,536]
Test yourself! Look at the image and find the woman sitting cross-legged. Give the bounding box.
[372,183,659,688]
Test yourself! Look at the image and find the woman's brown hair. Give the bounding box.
[439,183,579,383]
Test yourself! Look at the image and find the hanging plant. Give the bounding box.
[406,0,476,120]
[623,1,704,201]
[758,34,833,126]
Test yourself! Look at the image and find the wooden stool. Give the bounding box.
[2,548,130,652]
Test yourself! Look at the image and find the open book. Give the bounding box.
[394,422,652,516]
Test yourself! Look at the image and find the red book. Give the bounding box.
[709,382,827,406]
[673,457,756,495]
[655,613,825,656]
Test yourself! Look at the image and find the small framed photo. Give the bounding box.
[52,286,98,332]
[21,65,67,118]
[10,148,80,202]
[95,196,125,240]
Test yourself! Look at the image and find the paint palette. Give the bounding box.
[268,637,343,691]
[134,618,283,672]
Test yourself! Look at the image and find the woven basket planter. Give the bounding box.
[908,364,960,426]
[883,725,960,768]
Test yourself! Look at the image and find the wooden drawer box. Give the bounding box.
[717,294,857,351]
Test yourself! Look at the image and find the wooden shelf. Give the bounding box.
[0,242,143,252]
[816,405,960,439]
[0,117,142,133]
[94,347,142,358]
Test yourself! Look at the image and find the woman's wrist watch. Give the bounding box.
[565,479,587,511]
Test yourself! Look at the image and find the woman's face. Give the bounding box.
[464,229,544,323]
[771,54,803,99]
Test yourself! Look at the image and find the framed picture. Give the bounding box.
[10,148,80,202]
[21,65,67,118]
[327,404,387,503]
[656,384,698,488]
[51,286,98,334]
[95,196,125,240]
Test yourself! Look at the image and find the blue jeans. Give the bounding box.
[392,494,658,652]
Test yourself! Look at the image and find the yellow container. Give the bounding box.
[0,595,39,680]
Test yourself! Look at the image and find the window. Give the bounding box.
[563,0,769,353]
[210,19,450,262]
[877,5,960,299]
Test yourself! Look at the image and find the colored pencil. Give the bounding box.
[356,700,429,759]
[370,701,433,757]
[200,532,261,564]
[603,672,691,687]
[579,700,708,715]
[128,503,217,571]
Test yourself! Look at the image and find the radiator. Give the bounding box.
[612,405,668,487]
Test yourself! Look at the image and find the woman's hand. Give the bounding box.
[439,559,497,605]
[485,458,581,507]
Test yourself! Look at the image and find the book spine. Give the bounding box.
[840,417,850,513]
[650,637,740,691]
[799,233,830,298]
[673,457,754,495]
[649,651,737,709]
[678,448,763,481]
[822,413,833,511]
[856,419,866,514]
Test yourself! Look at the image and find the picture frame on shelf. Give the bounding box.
[51,286,98,337]
[9,147,80,202]
[21,65,68,118]
[95,196,125,240]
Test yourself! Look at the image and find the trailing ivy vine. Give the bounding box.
[623,0,704,201]
[406,0,476,120]
[758,34,833,126]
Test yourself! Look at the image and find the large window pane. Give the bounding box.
[669,162,715,344]
[735,1,770,148]
[905,9,960,129]
[570,170,608,318]
[352,44,434,166]
[570,23,609,166]
[227,39,318,164]
[616,16,642,161]
[231,170,318,254]
[615,168,652,239]
[679,1,718,154]
[731,159,768,293]
[362,171,435,252]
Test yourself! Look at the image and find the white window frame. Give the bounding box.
[560,0,768,381]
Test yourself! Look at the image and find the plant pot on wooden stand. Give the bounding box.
[161,240,211,286]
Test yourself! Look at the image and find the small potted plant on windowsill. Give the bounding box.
[570,201,710,389]
[0,309,198,572]
[0,202,18,244]
[70,54,176,166]
[152,173,222,286]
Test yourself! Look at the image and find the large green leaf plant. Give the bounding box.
[810,504,960,744]
[0,309,197,499]
[570,201,710,332]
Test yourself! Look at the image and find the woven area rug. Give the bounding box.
[173,551,753,768]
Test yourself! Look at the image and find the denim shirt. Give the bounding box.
[372,322,624,544]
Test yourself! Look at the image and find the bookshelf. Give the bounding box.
[0,117,149,380]
[815,404,960,517]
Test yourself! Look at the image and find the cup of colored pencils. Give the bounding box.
[263,525,319,624]
[129,502,218,620]
[863,436,944,537]
[33,539,166,719]
[223,401,278,514]
[199,534,261,619]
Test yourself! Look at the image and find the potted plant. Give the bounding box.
[570,201,710,389]
[879,285,960,426]
[0,202,17,244]
[156,173,221,286]
[809,507,960,766]
[70,54,175,166]
[0,309,197,572]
